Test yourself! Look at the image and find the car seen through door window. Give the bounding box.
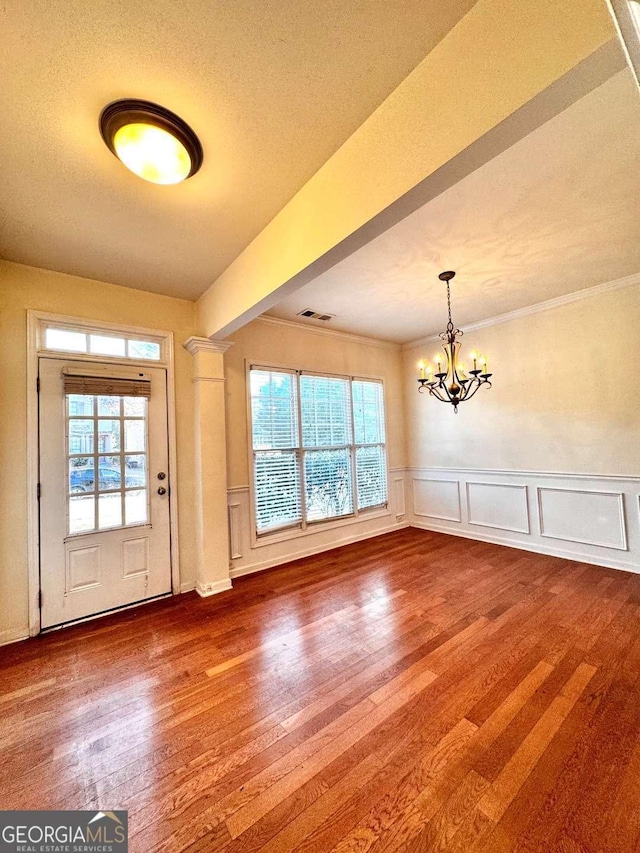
[69,464,146,493]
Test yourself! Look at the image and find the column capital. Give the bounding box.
[183,336,234,356]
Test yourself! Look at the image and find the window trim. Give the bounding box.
[246,360,390,545]
[34,313,169,366]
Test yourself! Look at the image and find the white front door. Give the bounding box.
[39,358,172,628]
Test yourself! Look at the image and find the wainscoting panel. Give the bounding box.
[393,475,406,519]
[538,487,626,550]
[467,482,530,534]
[413,478,461,522]
[407,468,640,574]
[228,501,243,560]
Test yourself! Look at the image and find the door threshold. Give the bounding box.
[40,591,173,633]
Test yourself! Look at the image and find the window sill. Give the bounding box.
[251,506,391,550]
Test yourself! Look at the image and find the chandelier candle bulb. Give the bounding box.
[417,271,494,412]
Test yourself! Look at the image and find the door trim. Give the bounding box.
[27,310,181,636]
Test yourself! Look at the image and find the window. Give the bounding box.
[43,326,161,361]
[67,394,149,534]
[250,368,387,535]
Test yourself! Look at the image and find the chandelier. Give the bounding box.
[417,270,492,413]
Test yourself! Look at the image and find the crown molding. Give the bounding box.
[255,315,400,351]
[404,465,640,482]
[183,336,234,356]
[402,271,640,350]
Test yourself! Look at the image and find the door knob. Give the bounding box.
[157,486,167,496]
[157,472,166,480]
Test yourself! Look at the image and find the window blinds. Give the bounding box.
[356,445,387,510]
[352,380,386,510]
[250,370,298,450]
[299,374,351,447]
[250,370,302,532]
[254,451,301,532]
[62,371,151,397]
[299,374,353,521]
[250,368,387,534]
[352,379,385,444]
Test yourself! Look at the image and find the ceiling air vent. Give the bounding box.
[297,309,335,321]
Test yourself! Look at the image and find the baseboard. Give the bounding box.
[410,520,640,574]
[230,521,410,579]
[196,578,233,598]
[0,627,29,648]
[180,580,196,593]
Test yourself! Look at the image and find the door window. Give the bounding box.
[67,394,149,534]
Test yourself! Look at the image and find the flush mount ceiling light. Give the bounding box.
[99,99,203,185]
[416,271,493,413]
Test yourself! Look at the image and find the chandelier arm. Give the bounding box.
[429,383,453,403]
[427,386,449,403]
[456,381,472,401]
[455,373,470,393]
[461,383,482,402]
[469,377,491,406]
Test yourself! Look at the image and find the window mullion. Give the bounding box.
[295,372,307,530]
[349,378,359,517]
[92,396,98,531]
[119,398,126,529]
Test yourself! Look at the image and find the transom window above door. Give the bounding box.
[249,367,387,536]
[41,324,162,361]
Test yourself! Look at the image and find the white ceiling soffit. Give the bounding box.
[0,0,479,300]
[267,69,640,344]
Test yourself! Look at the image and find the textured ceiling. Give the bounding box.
[267,70,640,343]
[0,0,479,299]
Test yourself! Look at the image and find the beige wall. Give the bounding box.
[225,319,406,487]
[223,319,408,575]
[225,320,406,577]
[403,284,640,475]
[0,260,197,643]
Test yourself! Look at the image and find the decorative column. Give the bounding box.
[184,336,234,597]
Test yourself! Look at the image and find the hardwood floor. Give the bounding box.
[2,528,640,852]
